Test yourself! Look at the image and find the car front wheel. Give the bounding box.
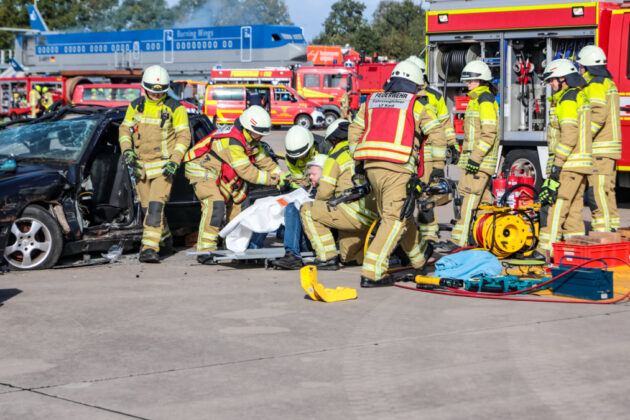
[4,205,63,270]
[294,114,312,129]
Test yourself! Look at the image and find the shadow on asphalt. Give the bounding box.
[0,288,22,308]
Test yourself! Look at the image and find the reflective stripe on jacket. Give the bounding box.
[547,87,593,174]
[457,86,500,175]
[582,72,621,159]
[118,95,191,179]
[317,141,377,225]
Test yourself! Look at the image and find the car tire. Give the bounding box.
[323,111,338,127]
[9,112,17,121]
[503,148,543,190]
[4,205,64,270]
[295,114,312,129]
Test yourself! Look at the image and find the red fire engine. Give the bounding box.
[210,66,360,126]
[0,77,66,119]
[426,0,630,189]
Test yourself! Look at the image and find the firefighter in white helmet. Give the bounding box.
[440,60,500,253]
[119,65,191,263]
[281,125,317,189]
[348,60,444,287]
[531,59,591,260]
[300,119,378,270]
[576,45,621,232]
[405,55,458,243]
[183,105,282,264]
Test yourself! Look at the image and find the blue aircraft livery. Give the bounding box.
[16,25,307,76]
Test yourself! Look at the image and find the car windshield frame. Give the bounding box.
[0,116,100,163]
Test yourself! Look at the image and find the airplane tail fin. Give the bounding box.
[27,5,49,32]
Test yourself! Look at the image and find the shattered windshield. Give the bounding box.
[0,118,98,162]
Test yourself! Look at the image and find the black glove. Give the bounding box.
[465,158,480,174]
[538,178,560,205]
[446,144,460,165]
[123,150,138,167]
[549,164,561,182]
[163,161,179,177]
[429,167,445,184]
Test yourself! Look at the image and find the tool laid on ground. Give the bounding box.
[300,266,357,302]
[415,274,550,294]
[188,248,315,267]
[473,204,539,259]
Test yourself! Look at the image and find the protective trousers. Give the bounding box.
[588,157,618,232]
[192,179,241,252]
[362,168,429,281]
[135,175,173,252]
[300,200,370,264]
[537,171,587,256]
[418,158,439,242]
[451,172,492,247]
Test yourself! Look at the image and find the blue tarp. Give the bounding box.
[434,250,502,280]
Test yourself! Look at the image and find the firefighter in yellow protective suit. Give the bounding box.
[532,59,591,260]
[119,65,191,263]
[349,61,445,287]
[29,85,41,118]
[576,45,621,232]
[406,56,458,242]
[282,125,318,189]
[340,90,351,120]
[41,87,53,110]
[183,106,282,264]
[440,60,500,252]
[300,119,378,270]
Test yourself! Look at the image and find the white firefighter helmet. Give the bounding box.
[285,125,314,158]
[405,55,426,73]
[324,118,349,141]
[142,65,170,93]
[460,60,493,82]
[239,105,272,136]
[390,61,425,86]
[542,59,579,81]
[576,45,607,66]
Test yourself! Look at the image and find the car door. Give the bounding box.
[271,86,297,124]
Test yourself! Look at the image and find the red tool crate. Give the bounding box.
[454,96,470,111]
[553,242,630,267]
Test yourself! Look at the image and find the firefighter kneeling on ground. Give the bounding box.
[576,45,621,232]
[349,61,445,287]
[531,59,592,260]
[440,60,500,253]
[119,65,191,263]
[281,125,332,190]
[406,55,459,243]
[300,119,378,271]
[184,105,282,265]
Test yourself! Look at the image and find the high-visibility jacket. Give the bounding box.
[582,72,621,160]
[29,89,41,115]
[423,86,456,170]
[316,141,377,226]
[349,91,444,175]
[286,146,316,187]
[457,86,500,175]
[119,95,191,179]
[547,87,593,174]
[184,124,281,202]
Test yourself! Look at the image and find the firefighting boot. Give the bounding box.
[139,248,160,263]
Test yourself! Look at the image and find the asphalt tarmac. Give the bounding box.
[1,128,630,419]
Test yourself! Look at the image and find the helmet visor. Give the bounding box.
[143,81,169,93]
[251,125,271,135]
[286,142,310,158]
[461,71,483,81]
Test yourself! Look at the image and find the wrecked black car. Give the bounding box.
[0,106,215,270]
